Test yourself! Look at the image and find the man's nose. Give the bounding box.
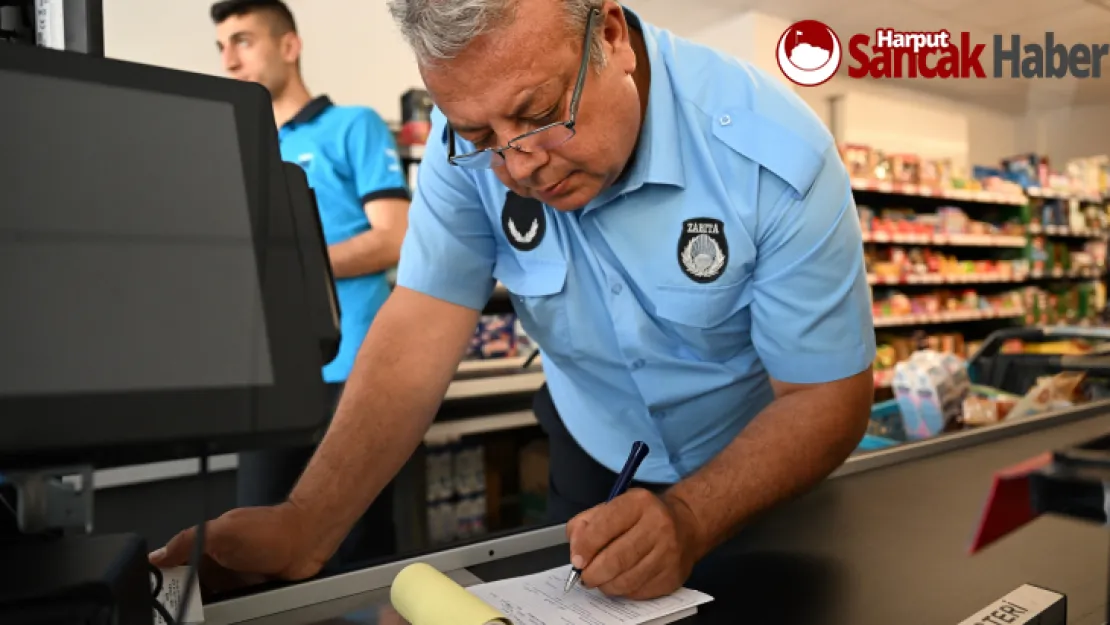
[222,50,239,72]
[502,148,549,187]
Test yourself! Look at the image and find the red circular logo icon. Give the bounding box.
[776,20,842,87]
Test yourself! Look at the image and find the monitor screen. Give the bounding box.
[0,45,334,468]
[0,69,274,396]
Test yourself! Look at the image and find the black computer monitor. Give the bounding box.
[0,43,340,470]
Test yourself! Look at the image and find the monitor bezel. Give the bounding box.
[0,44,331,469]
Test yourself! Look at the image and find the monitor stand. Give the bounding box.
[0,466,153,625]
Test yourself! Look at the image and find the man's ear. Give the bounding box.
[600,2,634,75]
[280,32,302,65]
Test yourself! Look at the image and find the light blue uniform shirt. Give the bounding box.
[279,96,410,383]
[397,11,876,483]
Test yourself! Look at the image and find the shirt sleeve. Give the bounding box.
[749,143,876,385]
[345,107,411,204]
[394,109,498,311]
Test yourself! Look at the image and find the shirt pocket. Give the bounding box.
[492,254,576,362]
[652,281,753,362]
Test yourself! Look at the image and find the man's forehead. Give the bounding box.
[216,14,265,38]
[437,72,565,132]
[424,35,574,126]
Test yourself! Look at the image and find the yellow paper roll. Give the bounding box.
[390,562,510,625]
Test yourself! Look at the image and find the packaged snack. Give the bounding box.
[840,144,873,179]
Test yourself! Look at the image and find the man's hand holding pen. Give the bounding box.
[565,489,705,600]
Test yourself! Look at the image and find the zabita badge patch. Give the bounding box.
[678,218,729,283]
[501,192,546,252]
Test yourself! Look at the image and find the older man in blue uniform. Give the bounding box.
[154,0,876,600]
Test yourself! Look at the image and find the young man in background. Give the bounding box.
[209,0,411,569]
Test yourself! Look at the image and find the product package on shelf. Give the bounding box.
[859,205,1026,243]
[518,439,549,526]
[850,145,1110,201]
[874,331,990,389]
[867,245,1031,283]
[1024,283,1105,326]
[425,441,456,545]
[1068,155,1109,198]
[891,350,969,440]
[840,144,965,192]
[464,314,519,361]
[872,288,1024,321]
[424,440,488,545]
[1027,194,1108,233]
[1002,152,1110,198]
[452,445,487,540]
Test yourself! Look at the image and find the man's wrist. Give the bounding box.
[281,497,334,565]
[662,488,712,562]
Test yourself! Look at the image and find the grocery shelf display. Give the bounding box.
[397,130,1110,405]
[842,144,1110,396]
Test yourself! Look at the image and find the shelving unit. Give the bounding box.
[395,142,1110,401]
[855,158,1110,392]
[387,140,1110,547]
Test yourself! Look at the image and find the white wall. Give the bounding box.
[792,79,1020,172]
[103,0,422,122]
[792,77,1110,171]
[103,1,1106,168]
[786,75,1110,173]
[1017,105,1110,166]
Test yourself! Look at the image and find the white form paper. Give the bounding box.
[466,565,713,625]
[153,566,205,625]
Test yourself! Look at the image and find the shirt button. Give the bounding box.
[631,359,646,370]
[669,453,683,464]
[610,282,623,295]
[719,114,731,126]
[652,410,666,419]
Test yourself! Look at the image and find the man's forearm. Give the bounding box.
[286,290,477,561]
[665,371,872,559]
[328,229,403,279]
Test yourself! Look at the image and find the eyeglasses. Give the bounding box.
[446,8,600,169]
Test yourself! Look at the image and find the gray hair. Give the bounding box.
[387,0,606,69]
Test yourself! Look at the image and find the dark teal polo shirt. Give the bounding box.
[279,95,409,383]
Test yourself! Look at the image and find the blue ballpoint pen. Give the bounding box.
[563,440,651,593]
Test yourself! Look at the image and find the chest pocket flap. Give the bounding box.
[711,106,829,199]
[493,254,567,297]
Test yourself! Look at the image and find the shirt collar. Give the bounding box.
[587,7,686,211]
[283,95,334,128]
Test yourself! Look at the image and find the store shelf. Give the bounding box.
[457,355,540,373]
[424,410,538,445]
[444,371,545,400]
[862,232,1027,247]
[851,178,1026,205]
[869,273,1027,285]
[1027,224,1107,239]
[873,309,1025,328]
[1026,186,1106,203]
[869,268,1105,286]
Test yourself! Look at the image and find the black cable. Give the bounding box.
[173,454,208,625]
[522,347,540,369]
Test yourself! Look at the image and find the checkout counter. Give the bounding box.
[170,395,1110,625]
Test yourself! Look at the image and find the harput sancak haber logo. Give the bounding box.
[776,20,842,87]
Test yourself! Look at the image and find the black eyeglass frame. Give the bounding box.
[446,8,601,168]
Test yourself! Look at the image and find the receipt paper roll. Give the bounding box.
[390,562,510,625]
